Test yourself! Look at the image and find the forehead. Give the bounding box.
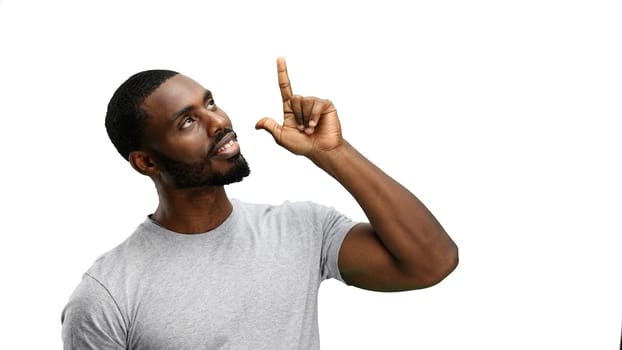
[142,74,206,118]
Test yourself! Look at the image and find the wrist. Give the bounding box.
[308,139,354,172]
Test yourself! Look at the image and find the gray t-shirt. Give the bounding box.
[61,199,357,349]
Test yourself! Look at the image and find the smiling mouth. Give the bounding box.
[217,139,236,154]
[210,130,240,159]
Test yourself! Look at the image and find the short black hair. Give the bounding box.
[105,69,179,161]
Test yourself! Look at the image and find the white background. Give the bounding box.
[1,0,621,348]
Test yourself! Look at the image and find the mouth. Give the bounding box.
[210,131,240,159]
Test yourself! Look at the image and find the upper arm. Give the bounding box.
[338,223,432,292]
[61,275,127,350]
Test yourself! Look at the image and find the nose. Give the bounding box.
[201,110,229,137]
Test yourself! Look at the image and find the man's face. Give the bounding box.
[140,74,250,188]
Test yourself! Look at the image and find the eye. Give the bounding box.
[206,98,216,111]
[180,116,195,129]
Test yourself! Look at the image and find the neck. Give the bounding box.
[152,184,232,234]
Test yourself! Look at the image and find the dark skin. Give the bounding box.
[129,57,458,292]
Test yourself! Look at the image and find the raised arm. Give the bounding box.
[256,57,458,292]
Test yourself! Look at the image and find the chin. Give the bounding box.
[203,154,251,187]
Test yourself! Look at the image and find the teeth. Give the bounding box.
[218,140,235,152]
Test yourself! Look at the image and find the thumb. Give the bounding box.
[255,117,282,141]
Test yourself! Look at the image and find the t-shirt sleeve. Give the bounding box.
[61,274,127,350]
[318,204,359,282]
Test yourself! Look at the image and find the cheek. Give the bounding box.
[158,132,209,162]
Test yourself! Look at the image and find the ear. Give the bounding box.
[129,150,158,176]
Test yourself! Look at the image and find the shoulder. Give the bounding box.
[234,198,330,215]
[233,199,354,234]
[63,274,119,315]
[233,199,336,223]
[62,274,128,348]
[84,220,161,288]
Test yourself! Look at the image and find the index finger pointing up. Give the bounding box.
[277,56,293,102]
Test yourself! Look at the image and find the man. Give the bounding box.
[61,57,458,349]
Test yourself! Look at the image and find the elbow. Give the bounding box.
[433,243,459,286]
[415,243,459,289]
[366,244,459,293]
[436,244,459,284]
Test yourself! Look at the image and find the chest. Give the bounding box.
[124,235,321,349]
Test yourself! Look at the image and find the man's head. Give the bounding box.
[105,70,250,189]
[106,69,179,161]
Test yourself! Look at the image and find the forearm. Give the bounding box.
[310,140,458,280]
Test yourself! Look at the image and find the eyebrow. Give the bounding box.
[170,89,213,120]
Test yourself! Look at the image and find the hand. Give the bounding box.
[255,57,343,158]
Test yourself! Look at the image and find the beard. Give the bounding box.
[153,150,251,189]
